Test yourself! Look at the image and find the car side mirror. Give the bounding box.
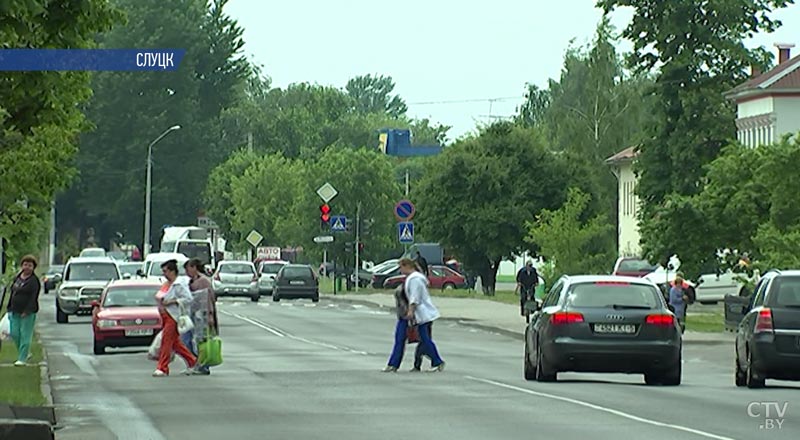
[741,305,750,315]
[53,274,62,281]
[136,269,144,277]
[123,274,131,280]
[695,278,704,286]
[91,300,100,308]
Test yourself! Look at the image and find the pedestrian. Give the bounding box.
[414,251,429,276]
[516,261,539,317]
[383,283,427,373]
[183,258,217,375]
[669,275,689,333]
[153,260,197,377]
[402,258,445,372]
[5,255,41,366]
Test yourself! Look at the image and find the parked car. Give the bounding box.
[43,265,64,294]
[79,247,107,258]
[724,285,754,331]
[371,264,401,288]
[524,275,682,385]
[613,257,657,277]
[213,261,259,302]
[139,252,189,282]
[695,270,754,304]
[734,269,800,388]
[382,265,467,290]
[273,264,319,302]
[91,279,163,355]
[369,259,398,274]
[56,257,121,323]
[258,260,289,296]
[117,262,143,279]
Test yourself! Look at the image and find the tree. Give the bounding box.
[597,0,793,273]
[0,0,121,264]
[58,0,250,250]
[203,148,262,247]
[414,122,580,294]
[346,74,408,118]
[525,188,615,280]
[516,84,550,128]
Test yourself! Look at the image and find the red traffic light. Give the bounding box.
[320,204,331,222]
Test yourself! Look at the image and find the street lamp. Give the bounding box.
[143,125,181,258]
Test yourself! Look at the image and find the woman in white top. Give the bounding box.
[400,258,445,372]
[153,260,197,377]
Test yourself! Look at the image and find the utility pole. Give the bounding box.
[355,202,361,293]
[247,132,253,152]
[405,169,410,197]
[49,201,56,266]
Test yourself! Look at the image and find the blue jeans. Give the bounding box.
[417,322,443,367]
[387,319,441,368]
[181,330,210,373]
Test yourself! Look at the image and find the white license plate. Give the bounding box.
[594,324,636,334]
[125,329,153,337]
[290,280,305,285]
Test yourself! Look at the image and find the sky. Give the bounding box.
[225,0,800,141]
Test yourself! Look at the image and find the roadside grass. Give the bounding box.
[0,302,47,406]
[685,312,725,333]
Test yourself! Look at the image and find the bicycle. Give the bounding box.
[518,284,535,323]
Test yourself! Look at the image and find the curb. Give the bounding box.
[325,295,734,346]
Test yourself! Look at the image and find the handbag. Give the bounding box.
[406,324,420,344]
[177,303,194,335]
[198,332,223,366]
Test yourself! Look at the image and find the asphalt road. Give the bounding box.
[35,295,798,440]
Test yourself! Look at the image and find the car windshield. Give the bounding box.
[771,277,800,307]
[103,287,159,307]
[220,263,255,274]
[148,260,187,276]
[378,265,399,275]
[47,266,64,275]
[177,241,211,266]
[282,266,313,279]
[66,263,119,281]
[260,263,285,274]
[81,249,105,257]
[119,263,142,276]
[566,282,660,308]
[618,259,656,272]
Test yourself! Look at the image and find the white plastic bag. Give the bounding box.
[0,314,10,341]
[147,331,175,362]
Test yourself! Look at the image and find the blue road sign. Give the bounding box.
[330,215,347,232]
[394,200,415,221]
[398,222,414,244]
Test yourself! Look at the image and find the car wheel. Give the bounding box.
[523,338,536,381]
[735,356,746,387]
[56,304,68,324]
[661,356,682,386]
[745,349,765,389]
[443,282,455,290]
[312,296,320,303]
[251,294,260,303]
[93,341,105,355]
[535,342,556,382]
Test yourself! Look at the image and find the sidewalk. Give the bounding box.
[325,293,735,345]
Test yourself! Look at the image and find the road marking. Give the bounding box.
[58,342,98,377]
[464,376,737,440]
[221,310,285,337]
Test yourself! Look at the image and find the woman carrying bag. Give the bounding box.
[4,255,41,366]
[184,259,221,374]
[153,260,197,377]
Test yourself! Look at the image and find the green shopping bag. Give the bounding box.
[198,334,223,367]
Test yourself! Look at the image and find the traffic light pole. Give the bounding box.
[355,202,361,293]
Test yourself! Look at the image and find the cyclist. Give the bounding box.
[516,261,539,318]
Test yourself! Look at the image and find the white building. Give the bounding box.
[725,43,800,147]
[606,146,641,257]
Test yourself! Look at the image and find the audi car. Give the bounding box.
[91,279,163,355]
[524,275,682,385]
[273,264,319,302]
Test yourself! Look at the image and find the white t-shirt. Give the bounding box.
[405,271,440,324]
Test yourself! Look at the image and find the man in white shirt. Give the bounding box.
[401,258,445,372]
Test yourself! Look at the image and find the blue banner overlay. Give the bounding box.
[0,49,186,71]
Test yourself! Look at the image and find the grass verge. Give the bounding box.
[1,301,47,406]
[685,312,725,333]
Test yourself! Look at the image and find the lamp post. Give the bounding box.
[143,125,181,258]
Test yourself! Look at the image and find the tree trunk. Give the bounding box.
[480,258,502,296]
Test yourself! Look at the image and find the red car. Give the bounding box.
[383,265,467,290]
[92,279,163,355]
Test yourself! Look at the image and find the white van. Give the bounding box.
[140,252,189,283]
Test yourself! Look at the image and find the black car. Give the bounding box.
[525,275,682,385]
[735,270,800,388]
[43,265,64,294]
[273,264,319,302]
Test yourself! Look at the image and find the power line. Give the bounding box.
[407,96,525,106]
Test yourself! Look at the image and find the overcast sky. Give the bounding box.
[226,0,800,141]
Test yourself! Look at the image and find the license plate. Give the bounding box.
[594,324,636,334]
[290,280,305,286]
[125,329,153,337]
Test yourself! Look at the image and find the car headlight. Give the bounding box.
[97,319,118,328]
[59,289,79,298]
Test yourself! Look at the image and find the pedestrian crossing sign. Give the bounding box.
[398,222,414,244]
[330,215,347,232]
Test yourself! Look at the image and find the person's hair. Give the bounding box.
[20,254,38,269]
[674,275,684,285]
[184,258,204,272]
[160,259,179,274]
[399,258,417,269]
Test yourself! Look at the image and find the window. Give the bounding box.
[565,282,660,309]
[103,287,159,307]
[119,263,142,276]
[752,277,771,307]
[768,277,800,307]
[430,267,445,277]
[281,266,313,279]
[66,263,119,281]
[260,263,286,274]
[220,263,255,274]
[543,280,564,308]
[177,242,211,266]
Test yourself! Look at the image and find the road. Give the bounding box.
[36,295,797,440]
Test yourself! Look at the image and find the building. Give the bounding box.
[725,43,800,147]
[606,146,641,257]
[606,43,800,258]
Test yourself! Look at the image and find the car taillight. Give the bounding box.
[645,314,674,326]
[551,312,584,325]
[754,308,773,334]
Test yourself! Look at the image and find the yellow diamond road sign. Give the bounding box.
[316,182,338,203]
[246,230,263,247]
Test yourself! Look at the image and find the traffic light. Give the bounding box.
[357,242,364,252]
[320,204,331,223]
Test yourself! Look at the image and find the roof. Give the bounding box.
[144,252,188,262]
[67,257,116,264]
[562,274,657,286]
[726,54,800,100]
[605,146,639,164]
[107,279,162,288]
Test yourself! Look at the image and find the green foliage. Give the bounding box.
[414,122,577,292]
[525,188,615,281]
[346,74,408,118]
[597,0,793,271]
[0,0,121,261]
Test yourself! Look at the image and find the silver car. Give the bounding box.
[258,260,289,296]
[213,261,259,302]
